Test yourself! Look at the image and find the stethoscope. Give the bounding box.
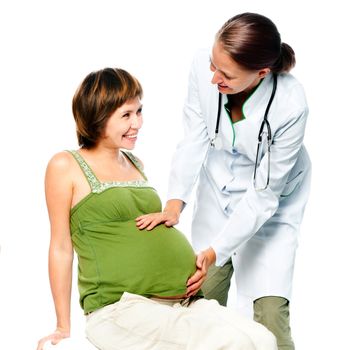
[210,74,278,191]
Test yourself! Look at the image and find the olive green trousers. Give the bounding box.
[202,259,295,350]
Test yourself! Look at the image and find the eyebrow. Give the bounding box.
[209,57,234,79]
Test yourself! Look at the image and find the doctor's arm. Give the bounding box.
[37,154,74,350]
[136,52,210,230]
[212,106,309,266]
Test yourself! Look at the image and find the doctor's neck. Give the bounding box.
[229,78,262,104]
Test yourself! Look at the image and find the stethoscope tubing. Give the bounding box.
[211,74,278,190]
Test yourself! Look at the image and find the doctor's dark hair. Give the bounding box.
[216,13,295,73]
[72,68,143,149]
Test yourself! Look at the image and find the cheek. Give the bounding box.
[230,76,251,90]
[227,80,241,90]
[107,121,129,137]
[119,124,131,135]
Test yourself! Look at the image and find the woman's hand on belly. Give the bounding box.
[186,247,217,297]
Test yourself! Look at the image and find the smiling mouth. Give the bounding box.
[123,133,138,139]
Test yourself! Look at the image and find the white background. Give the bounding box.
[0,0,357,349]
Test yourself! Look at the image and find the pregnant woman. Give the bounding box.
[37,67,277,350]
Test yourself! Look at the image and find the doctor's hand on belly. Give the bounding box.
[135,199,183,230]
[186,247,216,297]
[136,199,216,297]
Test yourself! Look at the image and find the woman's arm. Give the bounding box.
[37,153,75,350]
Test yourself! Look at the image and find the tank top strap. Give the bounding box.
[67,150,102,192]
[122,151,148,181]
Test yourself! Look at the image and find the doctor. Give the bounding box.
[136,12,311,350]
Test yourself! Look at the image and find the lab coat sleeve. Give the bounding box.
[211,105,309,266]
[167,55,211,203]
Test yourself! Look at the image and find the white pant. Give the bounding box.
[86,292,277,350]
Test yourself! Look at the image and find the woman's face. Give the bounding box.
[210,41,268,95]
[100,97,143,150]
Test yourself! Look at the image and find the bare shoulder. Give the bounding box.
[45,152,76,230]
[46,151,77,180]
[47,151,75,170]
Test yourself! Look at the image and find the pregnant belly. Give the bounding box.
[77,221,197,298]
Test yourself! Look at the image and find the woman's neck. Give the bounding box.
[80,145,125,165]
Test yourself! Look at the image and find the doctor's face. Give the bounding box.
[210,41,268,95]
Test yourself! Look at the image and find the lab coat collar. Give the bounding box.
[243,73,274,118]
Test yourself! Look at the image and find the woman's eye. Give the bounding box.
[122,113,130,118]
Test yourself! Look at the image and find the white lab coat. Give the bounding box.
[168,49,311,305]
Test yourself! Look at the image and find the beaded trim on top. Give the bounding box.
[68,150,150,194]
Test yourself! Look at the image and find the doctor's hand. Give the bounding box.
[186,247,216,297]
[37,328,70,350]
[136,211,178,230]
[136,199,183,230]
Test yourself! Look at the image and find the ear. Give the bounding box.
[258,68,271,78]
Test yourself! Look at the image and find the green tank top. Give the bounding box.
[68,150,198,314]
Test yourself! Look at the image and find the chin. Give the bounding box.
[120,143,136,150]
[218,86,236,94]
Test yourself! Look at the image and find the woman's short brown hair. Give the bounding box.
[72,68,143,149]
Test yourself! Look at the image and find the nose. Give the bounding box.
[131,114,143,129]
[211,70,223,85]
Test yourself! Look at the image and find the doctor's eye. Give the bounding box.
[223,73,235,80]
[209,62,216,72]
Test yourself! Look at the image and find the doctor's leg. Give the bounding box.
[201,258,234,306]
[254,296,294,350]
